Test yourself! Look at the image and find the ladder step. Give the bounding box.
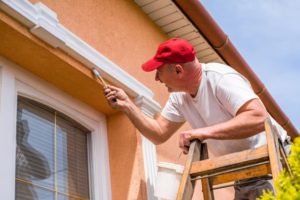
[210,163,271,185]
[190,145,269,177]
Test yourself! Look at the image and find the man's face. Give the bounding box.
[155,64,178,93]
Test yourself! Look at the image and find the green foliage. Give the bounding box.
[259,190,275,200]
[257,137,300,200]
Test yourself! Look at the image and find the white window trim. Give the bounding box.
[0,56,112,200]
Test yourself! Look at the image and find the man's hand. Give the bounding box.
[103,85,130,111]
[179,128,207,154]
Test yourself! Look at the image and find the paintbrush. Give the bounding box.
[93,69,117,102]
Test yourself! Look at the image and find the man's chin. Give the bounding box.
[167,87,173,93]
[165,85,175,93]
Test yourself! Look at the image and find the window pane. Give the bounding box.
[15,181,55,200]
[15,97,91,200]
[56,115,90,199]
[57,193,81,200]
[16,100,55,189]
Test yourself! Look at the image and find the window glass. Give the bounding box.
[15,97,90,200]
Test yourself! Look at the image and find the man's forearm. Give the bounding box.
[201,110,267,140]
[123,100,164,144]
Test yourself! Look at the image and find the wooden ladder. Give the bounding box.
[176,118,292,200]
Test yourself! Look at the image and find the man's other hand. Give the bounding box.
[179,128,206,154]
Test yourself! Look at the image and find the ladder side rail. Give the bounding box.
[264,118,282,194]
[176,139,201,200]
[200,143,214,200]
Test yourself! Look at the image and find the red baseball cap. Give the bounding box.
[142,38,197,72]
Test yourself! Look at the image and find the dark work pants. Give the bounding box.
[234,139,290,200]
[234,177,274,200]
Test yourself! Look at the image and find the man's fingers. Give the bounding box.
[103,87,111,94]
[183,138,191,147]
[179,141,189,154]
[107,85,120,91]
[104,90,117,100]
[105,91,116,97]
[107,95,117,101]
[179,136,190,154]
[183,146,189,154]
[179,131,194,154]
[103,85,119,93]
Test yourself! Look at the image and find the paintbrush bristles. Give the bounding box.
[92,69,100,77]
[93,69,108,88]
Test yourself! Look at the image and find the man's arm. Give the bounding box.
[104,85,184,144]
[179,98,269,153]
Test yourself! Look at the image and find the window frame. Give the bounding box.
[0,56,112,200]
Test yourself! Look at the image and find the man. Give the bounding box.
[104,38,288,199]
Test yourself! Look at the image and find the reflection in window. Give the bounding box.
[15,97,91,200]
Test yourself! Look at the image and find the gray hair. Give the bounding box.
[167,58,198,71]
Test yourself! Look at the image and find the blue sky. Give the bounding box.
[201,0,300,131]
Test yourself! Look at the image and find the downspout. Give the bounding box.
[173,0,299,139]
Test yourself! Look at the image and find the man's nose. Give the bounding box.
[155,71,160,81]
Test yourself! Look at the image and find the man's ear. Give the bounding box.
[175,64,184,78]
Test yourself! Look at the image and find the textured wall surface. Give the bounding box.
[107,112,147,200]
[1,0,234,198]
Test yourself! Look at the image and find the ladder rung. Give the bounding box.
[190,145,269,177]
[210,162,271,185]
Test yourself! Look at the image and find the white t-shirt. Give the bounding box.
[161,63,287,157]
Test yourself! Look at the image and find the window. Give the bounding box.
[0,57,111,200]
[15,96,91,200]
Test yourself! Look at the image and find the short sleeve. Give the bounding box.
[216,73,258,116]
[161,95,186,123]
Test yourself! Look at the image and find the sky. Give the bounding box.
[201,0,300,131]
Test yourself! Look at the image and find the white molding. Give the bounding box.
[0,0,37,28]
[141,136,160,200]
[134,95,161,118]
[135,96,161,200]
[30,3,65,48]
[0,0,156,100]
[0,66,17,200]
[0,56,112,200]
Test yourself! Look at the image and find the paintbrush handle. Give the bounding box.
[93,69,117,102]
[99,78,117,102]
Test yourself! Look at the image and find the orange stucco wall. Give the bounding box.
[107,112,147,200]
[1,0,234,199]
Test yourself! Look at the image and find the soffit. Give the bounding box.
[134,0,225,64]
